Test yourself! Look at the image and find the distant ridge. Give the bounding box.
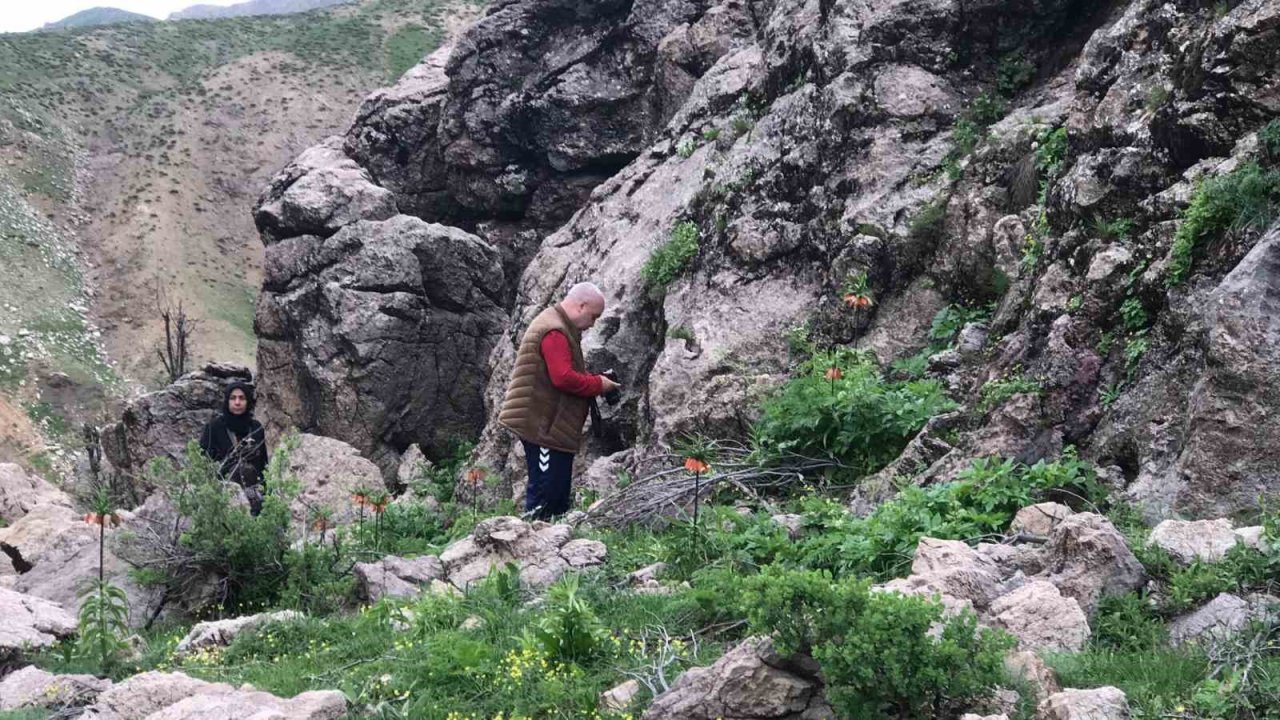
[40,7,156,31]
[168,0,355,20]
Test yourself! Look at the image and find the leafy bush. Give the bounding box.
[751,350,956,474]
[1120,297,1148,332]
[1261,120,1280,164]
[1094,216,1137,241]
[997,53,1036,96]
[928,303,991,347]
[1091,592,1166,651]
[977,371,1041,412]
[132,442,300,612]
[642,221,700,291]
[528,575,611,664]
[1167,162,1280,285]
[744,567,1013,719]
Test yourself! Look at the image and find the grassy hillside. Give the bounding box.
[0,0,481,474]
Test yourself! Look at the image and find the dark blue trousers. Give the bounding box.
[522,440,575,520]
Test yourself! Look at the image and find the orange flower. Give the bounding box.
[312,516,331,532]
[466,467,486,485]
[824,366,843,381]
[351,493,368,506]
[683,457,710,474]
[843,293,874,309]
[82,512,120,527]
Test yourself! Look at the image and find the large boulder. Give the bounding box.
[987,581,1090,653]
[174,610,303,657]
[354,555,446,602]
[0,665,112,711]
[642,637,832,720]
[438,515,606,589]
[255,215,506,477]
[286,433,386,526]
[1168,592,1278,647]
[1038,513,1145,614]
[0,504,161,627]
[0,586,77,658]
[1038,687,1129,720]
[1147,518,1241,565]
[98,363,253,486]
[0,463,71,523]
[878,537,1003,611]
[253,136,397,244]
[78,671,346,720]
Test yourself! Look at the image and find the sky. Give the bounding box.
[1,0,243,33]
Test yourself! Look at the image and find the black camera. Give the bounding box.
[601,368,622,406]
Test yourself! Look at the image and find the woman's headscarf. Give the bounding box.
[222,381,256,437]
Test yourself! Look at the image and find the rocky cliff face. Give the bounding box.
[256,0,1280,518]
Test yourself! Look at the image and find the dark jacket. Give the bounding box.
[198,382,268,489]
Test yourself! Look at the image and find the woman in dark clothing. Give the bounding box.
[198,381,269,516]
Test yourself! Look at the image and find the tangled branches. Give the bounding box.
[586,440,849,528]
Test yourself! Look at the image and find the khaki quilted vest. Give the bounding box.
[498,305,591,454]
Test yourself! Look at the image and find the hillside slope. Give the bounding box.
[40,7,157,30]
[168,0,355,20]
[0,0,481,473]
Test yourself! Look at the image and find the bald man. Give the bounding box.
[498,283,622,519]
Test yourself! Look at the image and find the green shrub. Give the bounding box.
[750,350,956,474]
[929,304,991,347]
[1093,216,1136,241]
[1167,162,1280,286]
[977,371,1041,413]
[744,567,1012,719]
[1048,647,1211,717]
[997,53,1036,96]
[528,575,612,664]
[1091,592,1166,651]
[1120,297,1148,332]
[676,137,697,158]
[1260,120,1280,164]
[133,442,301,613]
[642,221,700,291]
[908,200,948,243]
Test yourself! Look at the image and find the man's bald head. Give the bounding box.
[559,282,606,331]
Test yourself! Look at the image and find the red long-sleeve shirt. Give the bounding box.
[541,330,603,397]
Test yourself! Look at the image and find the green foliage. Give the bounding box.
[750,350,956,474]
[667,452,1104,581]
[1035,126,1070,177]
[928,304,992,347]
[1120,297,1148,332]
[667,325,695,342]
[137,442,300,612]
[1167,162,1280,286]
[384,24,442,81]
[997,53,1036,96]
[744,567,1013,719]
[1048,647,1211,717]
[977,370,1041,413]
[942,93,1010,179]
[529,575,611,664]
[1093,216,1137,241]
[1146,85,1171,111]
[1091,592,1166,651]
[676,137,697,158]
[1260,120,1280,164]
[77,580,131,673]
[702,127,721,143]
[1100,383,1122,409]
[641,221,700,291]
[409,438,474,503]
[908,200,948,243]
[1124,333,1149,376]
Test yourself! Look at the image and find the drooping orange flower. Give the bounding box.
[367,494,390,514]
[843,293,874,310]
[82,512,120,527]
[466,467,486,486]
[683,457,710,474]
[824,366,843,381]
